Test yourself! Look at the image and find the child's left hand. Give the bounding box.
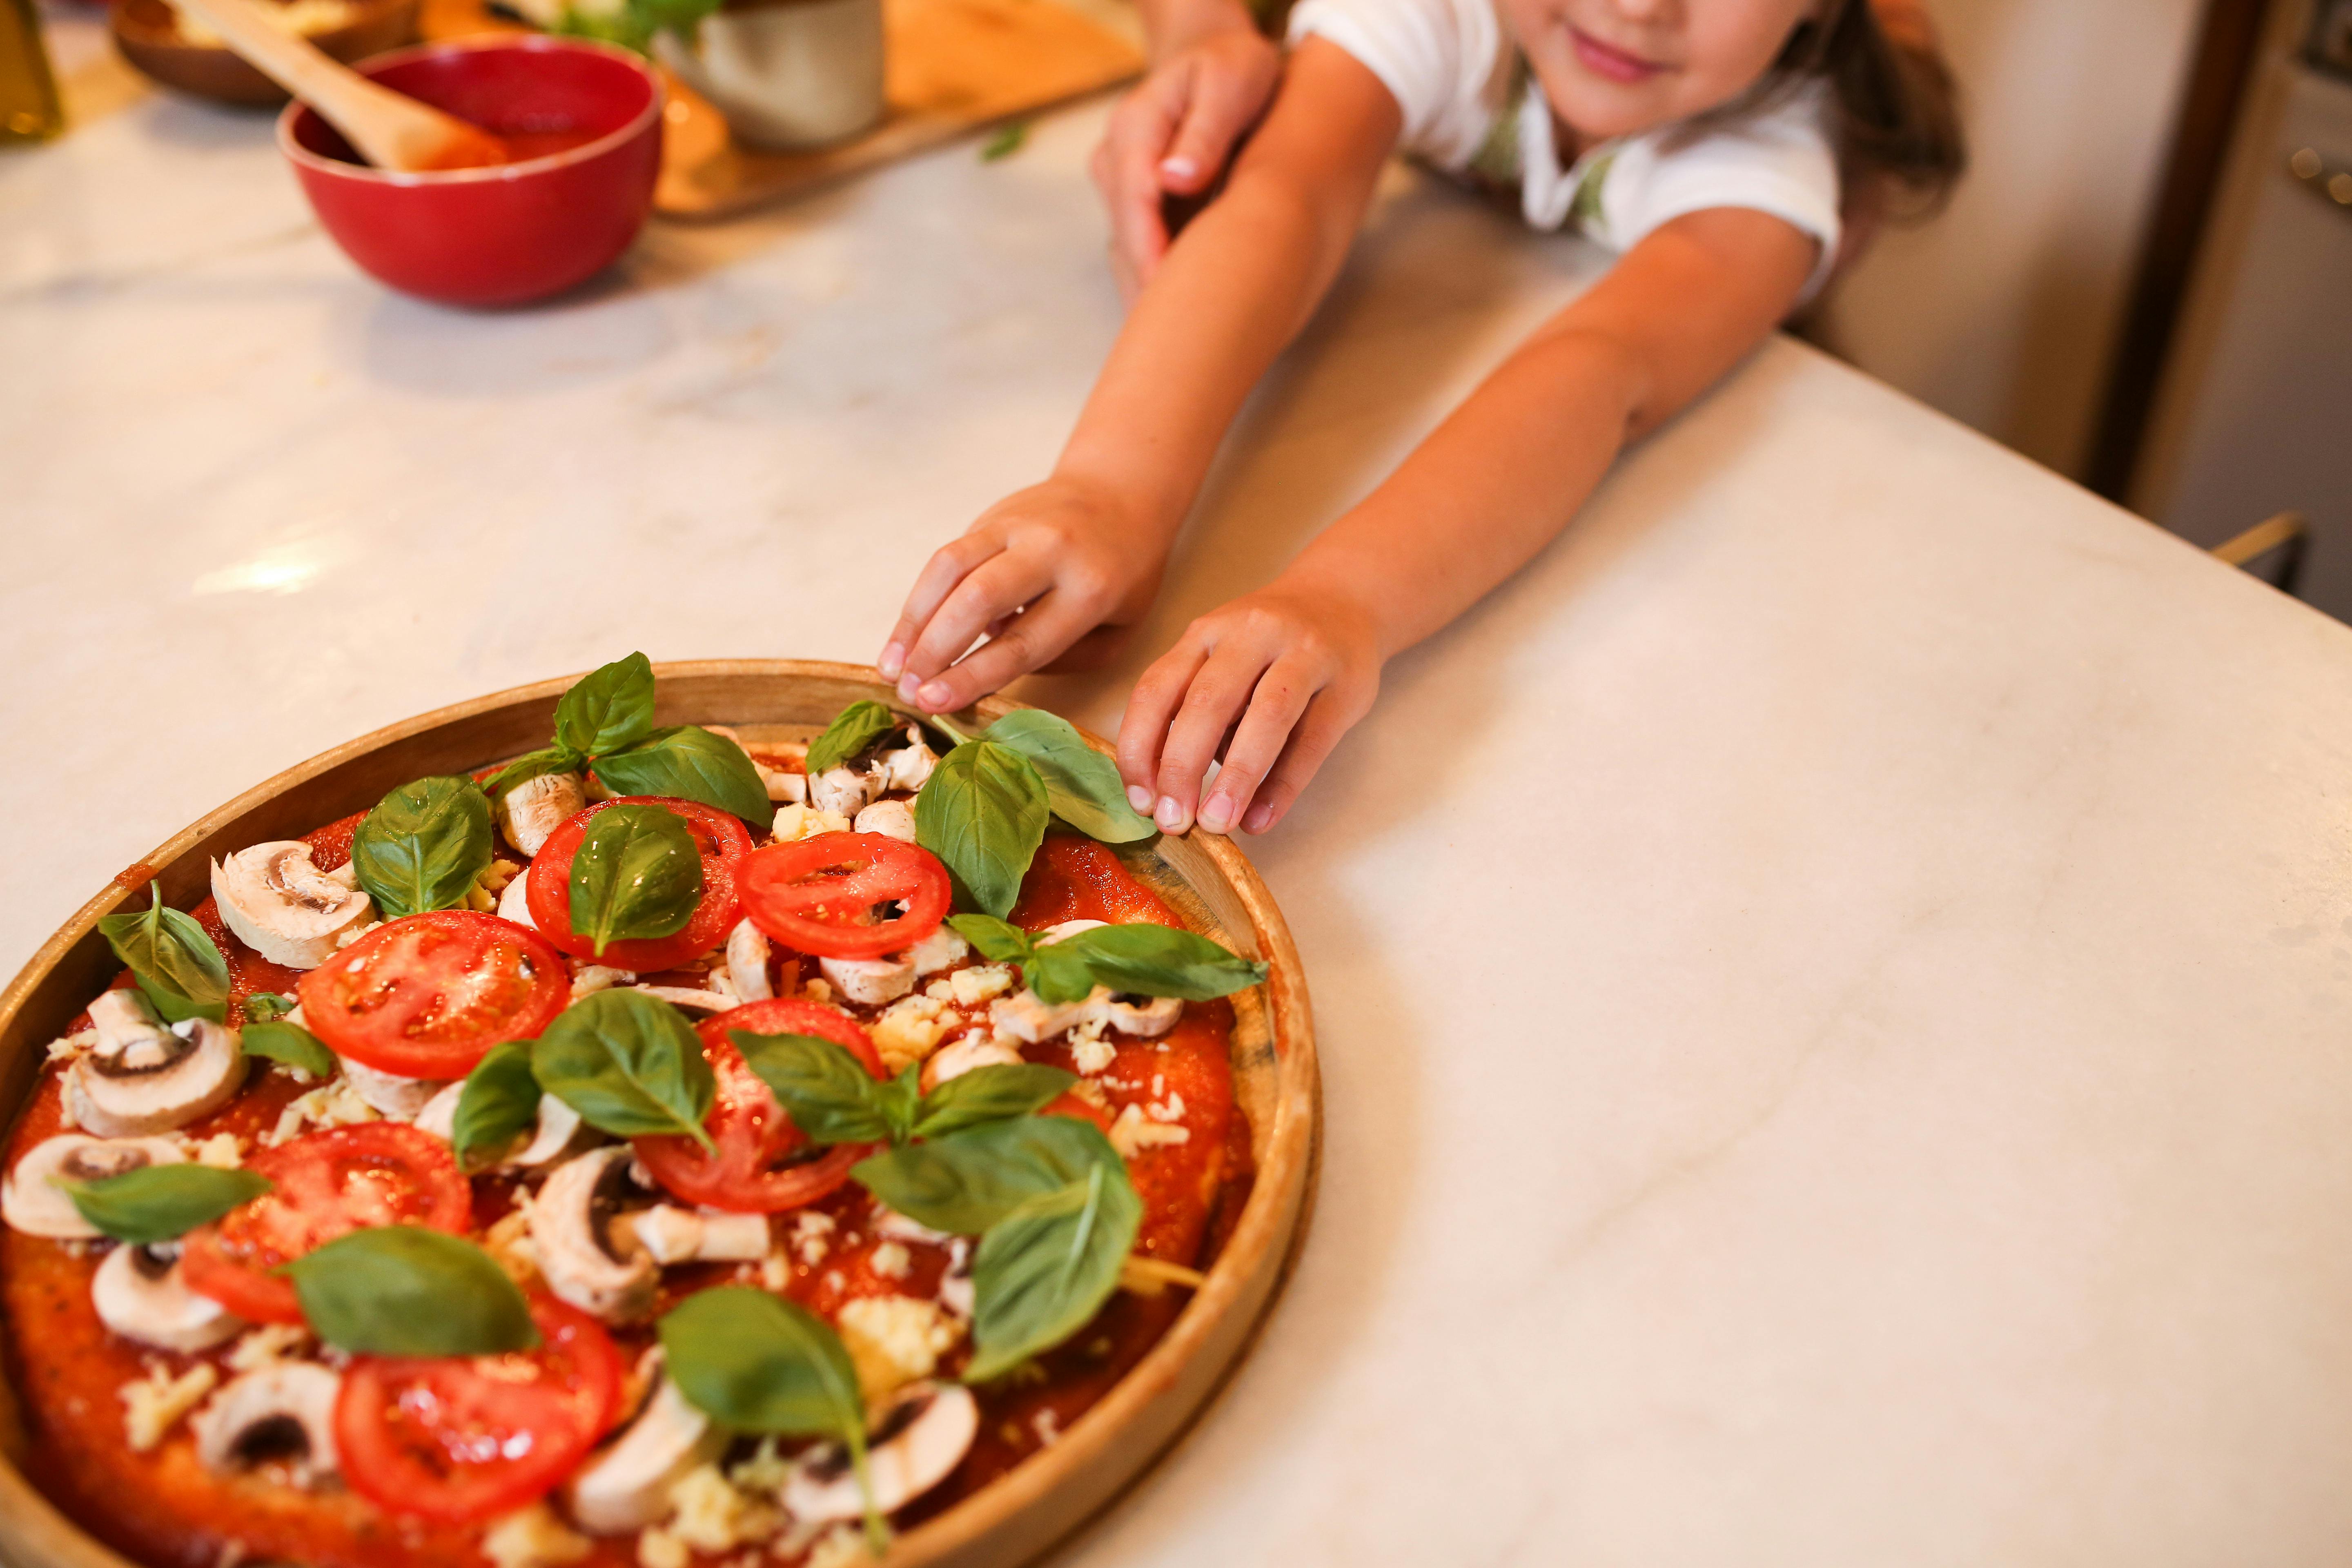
[1116,579,1382,836]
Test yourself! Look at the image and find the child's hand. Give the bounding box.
[878,475,1167,714]
[1117,581,1381,837]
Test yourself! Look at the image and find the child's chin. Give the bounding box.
[1533,66,1677,144]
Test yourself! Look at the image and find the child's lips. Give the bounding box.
[1570,27,1666,84]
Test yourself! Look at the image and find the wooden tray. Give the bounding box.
[0,660,1317,1568]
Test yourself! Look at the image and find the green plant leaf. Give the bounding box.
[567,803,703,958]
[453,1041,542,1167]
[97,885,229,1025]
[980,120,1029,161]
[731,1029,896,1146]
[534,990,717,1150]
[914,740,1050,918]
[592,726,771,826]
[57,1164,270,1245]
[485,745,583,799]
[944,913,1034,964]
[281,1226,539,1357]
[982,711,1154,843]
[1051,923,1267,1000]
[555,652,657,757]
[806,700,902,778]
[910,1063,1076,1141]
[852,1116,1121,1235]
[351,776,494,921]
[243,992,296,1025]
[964,1161,1141,1381]
[241,1019,336,1078]
[1023,941,1098,1006]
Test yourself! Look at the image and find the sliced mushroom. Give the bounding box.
[337,1055,441,1120]
[1037,919,1107,945]
[988,989,1094,1046]
[191,1362,342,1486]
[498,866,538,928]
[530,1147,659,1323]
[1098,993,1183,1038]
[769,770,808,805]
[853,799,918,843]
[808,765,883,818]
[630,985,737,1014]
[783,1382,977,1523]
[566,1374,723,1533]
[920,1036,1025,1092]
[820,954,915,1008]
[938,1238,974,1319]
[726,919,773,1002]
[414,1084,583,1169]
[500,771,588,858]
[570,964,635,1001]
[209,843,372,970]
[68,1009,245,1138]
[621,1204,772,1265]
[907,924,969,978]
[878,728,940,793]
[93,1240,243,1351]
[2,1134,186,1237]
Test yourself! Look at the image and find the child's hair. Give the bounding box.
[1764,0,1967,215]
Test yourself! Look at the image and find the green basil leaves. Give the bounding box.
[943,915,1267,1005]
[915,740,1050,918]
[981,710,1154,843]
[568,803,703,957]
[853,1116,1121,1236]
[97,884,229,1025]
[534,990,716,1150]
[243,992,296,1025]
[352,776,494,921]
[592,726,771,826]
[806,700,902,777]
[241,1019,336,1078]
[452,1040,542,1167]
[281,1226,539,1356]
[965,1161,1142,1381]
[56,1163,270,1245]
[556,651,657,757]
[733,1030,1070,1149]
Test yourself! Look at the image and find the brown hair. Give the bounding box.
[1772,0,1967,215]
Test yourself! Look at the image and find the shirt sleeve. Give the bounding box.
[1286,0,1503,171]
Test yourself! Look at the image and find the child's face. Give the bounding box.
[1501,0,1821,142]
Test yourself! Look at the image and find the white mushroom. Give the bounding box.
[498,866,538,928]
[725,919,773,1002]
[566,1375,723,1534]
[907,925,969,978]
[783,1382,977,1523]
[619,1205,771,1265]
[570,965,635,1001]
[67,1003,245,1138]
[500,771,588,858]
[209,844,372,969]
[530,1147,659,1323]
[853,799,918,843]
[93,1240,243,1352]
[1098,994,1184,1038]
[1037,919,1107,944]
[920,1036,1024,1092]
[820,954,915,1008]
[879,728,940,793]
[191,1363,341,1486]
[768,770,808,805]
[630,986,737,1014]
[808,765,883,818]
[988,989,1094,1046]
[990,923,1181,1042]
[414,1084,582,1169]
[2,1134,187,1238]
[336,1055,441,1120]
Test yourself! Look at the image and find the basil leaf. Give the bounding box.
[352,776,494,921]
[568,803,703,958]
[555,651,657,757]
[914,741,1050,918]
[982,710,1155,843]
[1054,923,1268,1000]
[282,1226,539,1356]
[243,991,296,1025]
[806,700,901,777]
[453,1041,542,1167]
[910,1063,1076,1141]
[1024,942,1098,1006]
[486,744,582,799]
[58,1164,270,1245]
[852,1116,1121,1235]
[731,1029,895,1145]
[97,885,229,1025]
[241,1019,336,1078]
[945,913,1033,965]
[535,990,717,1150]
[592,726,771,826]
[964,1161,1142,1382]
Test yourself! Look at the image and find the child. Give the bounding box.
[879,0,1963,837]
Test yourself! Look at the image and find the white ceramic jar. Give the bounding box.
[654,0,884,150]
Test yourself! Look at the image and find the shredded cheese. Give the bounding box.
[120,1361,218,1452]
[871,994,955,1075]
[837,1294,963,1405]
[1108,1103,1190,1160]
[480,1502,592,1568]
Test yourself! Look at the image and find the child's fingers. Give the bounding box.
[1193,655,1316,834]
[895,552,1053,704]
[1096,78,1181,290]
[906,590,1102,714]
[1158,57,1255,194]
[1239,687,1359,833]
[880,534,1004,681]
[1117,639,1212,813]
[1151,645,1272,832]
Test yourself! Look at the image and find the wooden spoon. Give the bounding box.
[171,0,510,170]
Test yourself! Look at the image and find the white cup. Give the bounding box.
[654,0,885,150]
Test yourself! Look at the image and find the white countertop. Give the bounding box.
[13,22,2352,1563]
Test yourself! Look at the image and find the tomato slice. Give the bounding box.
[526,796,753,971]
[738,833,950,960]
[181,1124,472,1325]
[297,911,568,1080]
[633,998,887,1213]
[335,1295,624,1524]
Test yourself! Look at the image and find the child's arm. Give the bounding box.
[878,41,1403,713]
[1124,206,1820,835]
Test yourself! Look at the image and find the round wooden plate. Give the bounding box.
[0,660,1318,1568]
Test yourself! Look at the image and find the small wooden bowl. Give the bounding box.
[0,660,1319,1568]
[109,0,422,107]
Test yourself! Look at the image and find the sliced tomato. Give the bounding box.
[297,910,568,1080]
[739,832,950,960]
[335,1296,624,1523]
[634,998,886,1213]
[526,796,753,971]
[181,1124,471,1324]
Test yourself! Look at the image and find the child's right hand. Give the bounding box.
[877,474,1169,715]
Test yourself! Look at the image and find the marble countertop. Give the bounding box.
[13,16,2352,1562]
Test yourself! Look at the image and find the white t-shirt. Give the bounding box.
[1288,0,1844,297]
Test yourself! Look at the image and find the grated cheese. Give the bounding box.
[949,965,1014,1008]
[120,1361,218,1452]
[871,995,955,1076]
[1108,1104,1190,1160]
[479,1502,592,1568]
[837,1294,963,1405]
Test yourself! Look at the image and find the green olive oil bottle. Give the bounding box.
[0,0,64,145]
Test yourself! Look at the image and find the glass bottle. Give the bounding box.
[0,0,63,146]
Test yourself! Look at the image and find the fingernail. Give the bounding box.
[877,643,904,680]
[1198,794,1236,835]
[1243,802,1277,833]
[895,674,922,704]
[1126,784,1154,812]
[1154,795,1188,832]
[1159,156,1198,181]
[916,680,953,710]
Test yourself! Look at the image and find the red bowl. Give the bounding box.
[278,36,662,308]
